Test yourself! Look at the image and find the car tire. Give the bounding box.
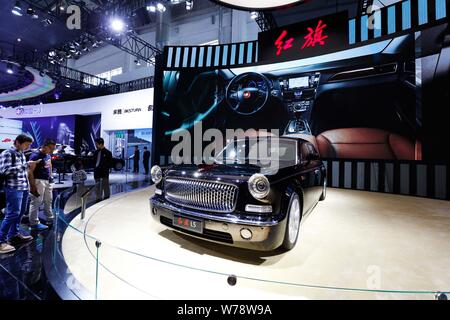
[280,192,302,251]
[114,161,124,171]
[319,178,327,201]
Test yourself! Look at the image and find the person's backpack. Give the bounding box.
[0,150,16,190]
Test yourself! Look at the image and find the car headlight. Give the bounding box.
[248,174,270,200]
[151,165,163,184]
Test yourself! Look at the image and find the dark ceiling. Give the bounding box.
[272,0,362,26]
[0,0,368,106]
[0,0,83,60]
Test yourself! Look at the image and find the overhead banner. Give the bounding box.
[258,11,350,63]
[213,0,302,10]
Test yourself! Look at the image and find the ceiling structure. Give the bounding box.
[0,0,401,106]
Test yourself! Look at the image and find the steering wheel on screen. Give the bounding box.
[225,72,271,115]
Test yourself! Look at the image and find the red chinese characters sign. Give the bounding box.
[275,20,329,56]
[258,12,349,62]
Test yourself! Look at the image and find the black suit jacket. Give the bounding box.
[143,150,150,162]
[93,148,112,179]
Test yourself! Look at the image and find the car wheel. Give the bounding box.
[114,161,124,171]
[319,178,327,201]
[281,192,302,251]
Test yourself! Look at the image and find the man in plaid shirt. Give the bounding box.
[0,134,41,254]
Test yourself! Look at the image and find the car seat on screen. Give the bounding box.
[315,128,417,160]
[163,70,219,125]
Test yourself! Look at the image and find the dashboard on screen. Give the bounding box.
[289,77,310,88]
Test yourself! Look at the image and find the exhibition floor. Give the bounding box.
[57,187,450,300]
[0,177,152,300]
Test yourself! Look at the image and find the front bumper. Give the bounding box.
[150,196,287,251]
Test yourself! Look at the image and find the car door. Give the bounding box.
[299,142,317,212]
[305,143,324,201]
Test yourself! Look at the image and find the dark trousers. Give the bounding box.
[0,189,29,243]
[133,160,139,173]
[143,161,149,175]
[95,177,110,200]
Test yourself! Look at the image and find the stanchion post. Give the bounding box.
[95,240,102,300]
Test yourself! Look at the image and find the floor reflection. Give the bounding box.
[0,178,151,300]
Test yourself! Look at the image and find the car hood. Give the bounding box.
[164,163,279,183]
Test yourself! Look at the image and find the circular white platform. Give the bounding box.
[61,187,450,300]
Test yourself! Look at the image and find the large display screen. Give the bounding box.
[154,25,450,163]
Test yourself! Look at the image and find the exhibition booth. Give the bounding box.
[30,0,450,301]
[0,0,448,301]
[0,88,154,172]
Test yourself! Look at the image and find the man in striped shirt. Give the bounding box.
[0,135,41,254]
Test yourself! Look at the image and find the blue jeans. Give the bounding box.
[0,189,29,243]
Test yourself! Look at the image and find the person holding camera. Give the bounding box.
[0,135,41,254]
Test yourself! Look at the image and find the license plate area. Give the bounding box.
[173,215,204,234]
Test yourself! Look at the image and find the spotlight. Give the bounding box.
[186,0,193,11]
[12,1,23,16]
[156,2,166,12]
[6,63,14,74]
[27,7,38,19]
[42,18,52,26]
[110,18,125,32]
[17,38,21,42]
[48,50,56,57]
[147,4,156,12]
[250,11,258,20]
[65,83,71,88]
[134,59,141,66]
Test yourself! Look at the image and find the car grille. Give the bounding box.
[164,178,238,213]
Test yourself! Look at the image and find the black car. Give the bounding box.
[149,136,326,251]
[50,153,125,173]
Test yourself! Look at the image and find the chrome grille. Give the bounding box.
[164,178,238,213]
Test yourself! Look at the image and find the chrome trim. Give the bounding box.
[155,188,162,195]
[328,63,398,82]
[151,197,279,227]
[245,204,273,213]
[164,177,239,213]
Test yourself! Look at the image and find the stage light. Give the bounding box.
[27,7,38,19]
[147,4,156,12]
[48,50,56,57]
[250,11,258,20]
[186,0,193,11]
[42,18,53,26]
[12,1,23,16]
[6,63,14,74]
[110,18,125,32]
[134,59,141,66]
[65,83,71,88]
[17,38,21,42]
[157,2,166,12]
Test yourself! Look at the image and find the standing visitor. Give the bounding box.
[93,138,112,201]
[143,147,151,175]
[28,139,57,230]
[0,135,41,254]
[133,146,140,174]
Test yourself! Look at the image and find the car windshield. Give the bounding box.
[215,138,297,169]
